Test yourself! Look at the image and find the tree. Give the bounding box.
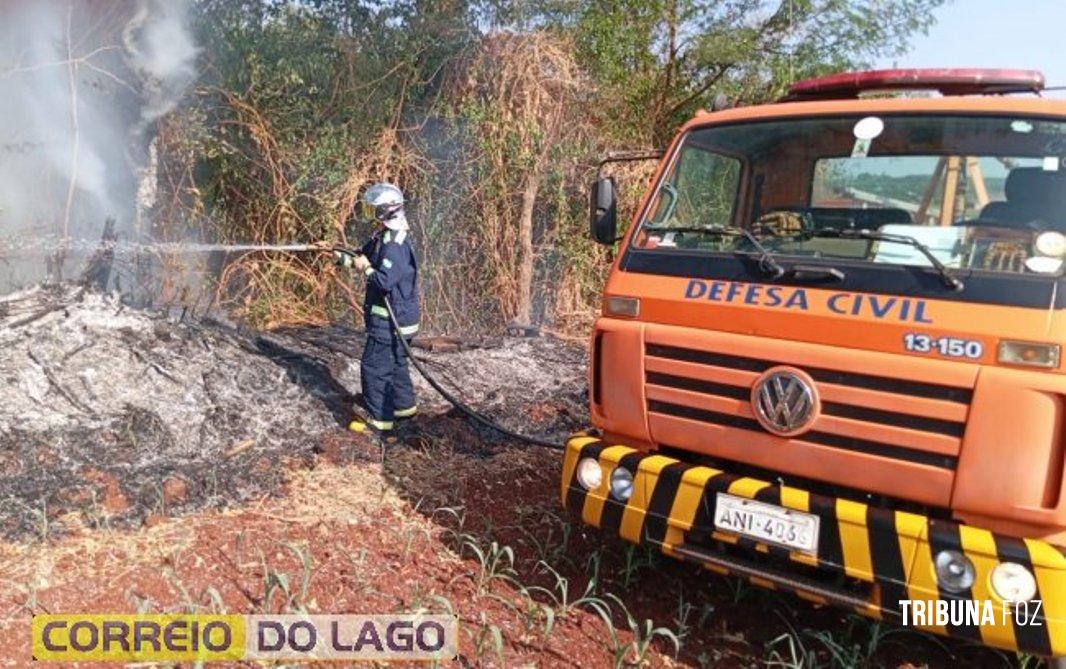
[159,0,947,328]
[491,0,947,144]
[163,0,476,324]
[445,33,589,326]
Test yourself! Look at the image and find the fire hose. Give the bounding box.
[334,245,564,451]
[20,234,567,450]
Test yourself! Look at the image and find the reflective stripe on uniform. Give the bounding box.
[394,229,407,244]
[368,306,417,335]
[348,418,393,432]
[364,266,375,276]
[382,258,393,268]
[394,406,418,418]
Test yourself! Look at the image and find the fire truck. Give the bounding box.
[566,69,1066,660]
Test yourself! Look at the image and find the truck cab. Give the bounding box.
[563,69,1066,658]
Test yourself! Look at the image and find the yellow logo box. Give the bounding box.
[32,615,245,662]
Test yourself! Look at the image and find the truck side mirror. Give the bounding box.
[590,177,618,245]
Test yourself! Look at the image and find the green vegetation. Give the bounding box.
[161,0,946,330]
[846,172,1006,204]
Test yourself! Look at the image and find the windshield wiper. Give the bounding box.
[644,225,785,278]
[807,228,964,291]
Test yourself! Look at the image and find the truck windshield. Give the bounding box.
[633,115,1066,278]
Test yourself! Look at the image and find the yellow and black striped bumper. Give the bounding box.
[561,436,1066,657]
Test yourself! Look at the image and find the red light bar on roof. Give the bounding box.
[783,68,1045,101]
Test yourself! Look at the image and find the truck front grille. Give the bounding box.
[644,343,973,472]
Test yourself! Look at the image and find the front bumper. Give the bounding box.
[562,435,1066,657]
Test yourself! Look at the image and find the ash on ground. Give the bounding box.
[0,285,587,538]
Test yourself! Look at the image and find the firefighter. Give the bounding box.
[335,182,420,433]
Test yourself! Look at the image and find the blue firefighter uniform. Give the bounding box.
[357,227,420,428]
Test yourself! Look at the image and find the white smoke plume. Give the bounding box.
[0,0,198,286]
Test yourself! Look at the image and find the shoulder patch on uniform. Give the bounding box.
[382,258,393,269]
[394,229,407,244]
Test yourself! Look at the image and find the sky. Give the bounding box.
[875,0,1066,97]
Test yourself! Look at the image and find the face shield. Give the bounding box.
[368,202,404,222]
[359,182,407,229]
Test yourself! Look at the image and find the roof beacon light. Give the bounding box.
[784,68,1045,101]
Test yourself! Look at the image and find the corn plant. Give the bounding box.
[273,542,314,612]
[514,509,572,565]
[721,573,755,605]
[619,544,660,588]
[17,580,39,616]
[527,560,609,619]
[673,588,713,648]
[585,548,604,584]
[765,630,813,669]
[761,607,815,667]
[426,594,458,617]
[256,542,315,614]
[32,500,49,541]
[594,592,681,668]
[1015,652,1046,669]
[401,524,432,563]
[516,592,556,641]
[805,613,947,668]
[473,611,505,666]
[457,533,518,596]
[261,565,291,613]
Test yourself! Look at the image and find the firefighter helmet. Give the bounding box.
[362,182,405,227]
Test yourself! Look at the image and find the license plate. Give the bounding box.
[713,493,820,554]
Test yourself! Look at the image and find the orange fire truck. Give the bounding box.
[565,69,1066,660]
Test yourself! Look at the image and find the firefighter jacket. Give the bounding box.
[359,228,420,340]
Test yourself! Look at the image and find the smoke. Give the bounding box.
[0,0,198,269]
[125,1,199,127]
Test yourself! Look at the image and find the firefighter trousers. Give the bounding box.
[360,332,416,422]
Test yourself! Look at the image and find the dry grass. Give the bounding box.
[441,32,590,327]
[153,31,607,334]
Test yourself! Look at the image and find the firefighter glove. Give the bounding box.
[353,254,372,273]
[333,250,354,268]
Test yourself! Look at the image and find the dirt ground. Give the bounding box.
[0,288,1037,667]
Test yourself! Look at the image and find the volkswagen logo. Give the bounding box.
[751,367,819,437]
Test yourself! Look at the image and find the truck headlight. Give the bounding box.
[990,562,1037,603]
[609,467,634,502]
[576,457,603,491]
[934,550,975,593]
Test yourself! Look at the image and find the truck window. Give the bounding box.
[641,146,741,245]
[631,115,1066,277]
[812,155,1045,225]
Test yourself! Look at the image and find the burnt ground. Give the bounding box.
[0,286,1040,667]
[0,284,584,538]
